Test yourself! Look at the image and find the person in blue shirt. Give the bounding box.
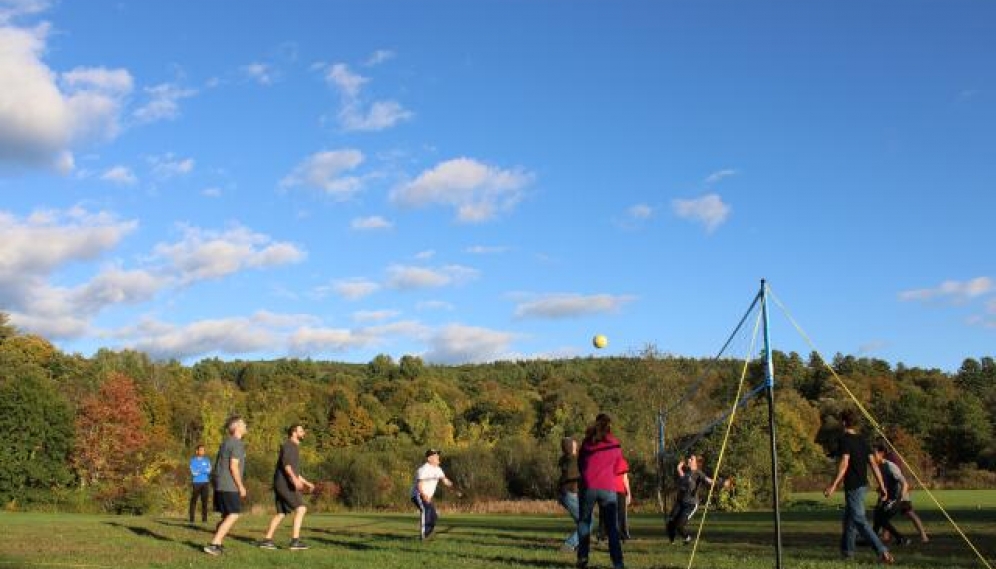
[189,444,212,524]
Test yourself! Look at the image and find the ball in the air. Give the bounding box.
[592,334,608,349]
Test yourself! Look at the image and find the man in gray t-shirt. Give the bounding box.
[204,416,248,556]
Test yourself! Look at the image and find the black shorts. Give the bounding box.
[213,491,242,515]
[274,485,304,514]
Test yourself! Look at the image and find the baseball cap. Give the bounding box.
[425,448,441,458]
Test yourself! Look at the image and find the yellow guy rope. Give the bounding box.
[768,287,994,569]
[686,306,764,569]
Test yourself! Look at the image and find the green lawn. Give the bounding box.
[1,493,994,569]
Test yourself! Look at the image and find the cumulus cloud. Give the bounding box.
[423,323,518,364]
[386,264,479,290]
[352,309,401,322]
[416,300,454,312]
[148,153,194,178]
[100,165,137,185]
[514,293,636,319]
[287,319,427,355]
[119,316,280,360]
[391,158,534,223]
[325,62,411,132]
[152,224,306,284]
[364,49,395,66]
[0,206,140,338]
[132,82,196,124]
[898,277,993,303]
[0,24,132,171]
[280,149,365,199]
[0,0,49,24]
[241,62,274,85]
[628,204,653,219]
[672,193,731,233]
[325,278,380,301]
[351,215,392,230]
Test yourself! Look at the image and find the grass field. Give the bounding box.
[1,491,994,569]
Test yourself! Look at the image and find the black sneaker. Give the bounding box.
[203,544,223,556]
[258,539,278,550]
[289,539,309,551]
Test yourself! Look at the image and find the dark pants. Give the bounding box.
[873,501,906,542]
[189,482,209,522]
[666,501,698,542]
[578,488,623,569]
[412,494,438,539]
[599,492,630,541]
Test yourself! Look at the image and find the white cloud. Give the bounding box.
[352,309,401,323]
[364,49,395,66]
[241,62,274,85]
[288,326,372,353]
[340,100,413,132]
[416,300,454,312]
[120,316,279,360]
[514,293,636,319]
[326,63,368,98]
[325,62,411,132]
[132,82,196,124]
[628,204,653,220]
[351,215,392,230]
[153,224,306,284]
[704,169,737,185]
[898,277,993,303]
[280,149,365,199]
[0,207,141,338]
[148,153,194,178]
[465,245,508,255]
[100,165,137,185]
[0,24,132,171]
[424,323,518,364]
[672,193,731,233]
[202,186,222,198]
[386,264,479,290]
[391,157,534,223]
[0,0,50,24]
[326,278,380,301]
[414,249,435,260]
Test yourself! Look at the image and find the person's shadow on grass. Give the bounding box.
[104,521,172,543]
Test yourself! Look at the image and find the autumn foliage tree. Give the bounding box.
[72,372,150,487]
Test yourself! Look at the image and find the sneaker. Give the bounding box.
[898,537,912,546]
[203,544,223,556]
[257,539,278,550]
[879,551,895,565]
[559,542,576,553]
[289,539,309,551]
[683,535,693,545]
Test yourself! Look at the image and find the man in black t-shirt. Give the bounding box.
[257,424,315,551]
[666,454,719,544]
[824,410,894,564]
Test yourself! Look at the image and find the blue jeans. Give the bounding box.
[578,488,623,569]
[559,490,596,549]
[841,486,887,557]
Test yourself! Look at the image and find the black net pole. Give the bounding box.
[761,279,784,569]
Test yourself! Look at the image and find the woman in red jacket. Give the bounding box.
[577,413,627,569]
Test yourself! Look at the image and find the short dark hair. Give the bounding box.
[873,443,888,455]
[287,423,303,437]
[196,443,205,450]
[839,408,859,427]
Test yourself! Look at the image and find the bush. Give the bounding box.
[445,445,506,501]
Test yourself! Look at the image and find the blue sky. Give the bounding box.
[1,0,993,370]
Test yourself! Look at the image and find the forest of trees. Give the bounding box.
[1,312,995,515]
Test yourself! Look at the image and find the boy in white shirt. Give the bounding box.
[410,448,454,540]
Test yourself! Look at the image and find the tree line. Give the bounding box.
[1,313,994,514]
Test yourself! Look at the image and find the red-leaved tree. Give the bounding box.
[72,372,149,487]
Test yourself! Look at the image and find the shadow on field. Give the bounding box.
[309,535,380,551]
[104,521,172,542]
